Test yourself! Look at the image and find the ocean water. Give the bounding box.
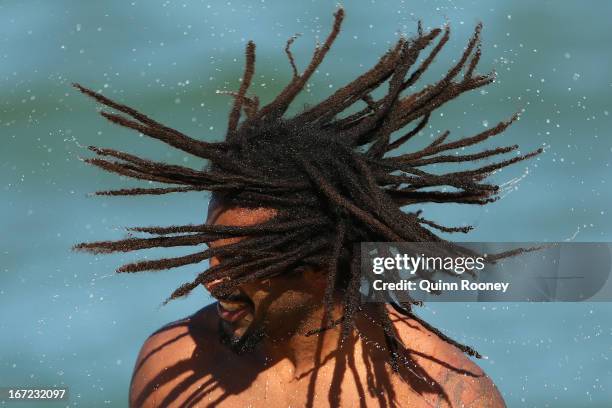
[1,0,611,406]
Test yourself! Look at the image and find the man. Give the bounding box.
[75,9,539,407]
[127,199,505,407]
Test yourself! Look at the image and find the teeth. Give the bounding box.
[219,301,246,312]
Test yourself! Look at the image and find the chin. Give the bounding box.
[218,317,265,355]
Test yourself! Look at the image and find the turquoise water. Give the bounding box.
[1,0,611,406]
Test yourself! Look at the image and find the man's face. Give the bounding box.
[205,199,327,353]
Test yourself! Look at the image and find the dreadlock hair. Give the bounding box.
[74,9,541,368]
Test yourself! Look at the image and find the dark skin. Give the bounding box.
[128,202,506,407]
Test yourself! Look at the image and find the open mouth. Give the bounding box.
[216,291,254,324]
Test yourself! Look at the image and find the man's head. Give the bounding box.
[74,8,541,362]
[205,196,330,351]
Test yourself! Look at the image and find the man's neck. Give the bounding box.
[259,301,379,380]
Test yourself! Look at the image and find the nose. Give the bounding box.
[205,256,224,291]
[204,277,229,292]
[205,278,220,288]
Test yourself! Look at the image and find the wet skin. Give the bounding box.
[128,203,506,407]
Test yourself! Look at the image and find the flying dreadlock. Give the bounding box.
[74,9,541,368]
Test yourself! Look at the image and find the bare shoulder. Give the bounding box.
[387,307,506,408]
[129,304,220,408]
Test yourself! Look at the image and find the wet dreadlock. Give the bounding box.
[74,9,541,366]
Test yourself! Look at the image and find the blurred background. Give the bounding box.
[1,0,611,406]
